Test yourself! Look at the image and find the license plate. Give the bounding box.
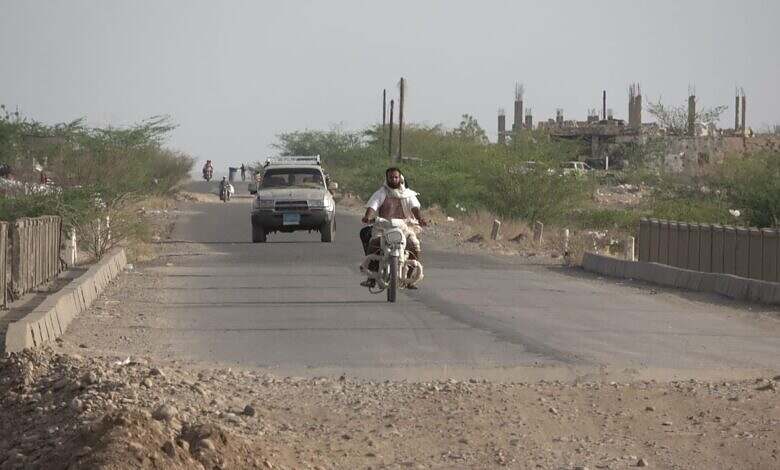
[283,213,301,225]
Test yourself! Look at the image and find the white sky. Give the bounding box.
[1,0,778,170]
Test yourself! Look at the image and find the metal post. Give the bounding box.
[602,90,606,121]
[491,220,502,241]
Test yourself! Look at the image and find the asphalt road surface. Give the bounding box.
[139,181,780,381]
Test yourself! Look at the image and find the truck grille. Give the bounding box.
[274,200,308,212]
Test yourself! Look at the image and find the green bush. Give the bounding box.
[713,151,780,227]
[0,108,194,257]
[271,124,590,224]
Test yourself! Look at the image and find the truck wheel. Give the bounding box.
[320,218,335,243]
[252,224,266,243]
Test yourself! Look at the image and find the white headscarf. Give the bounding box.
[383,175,417,199]
[381,176,419,222]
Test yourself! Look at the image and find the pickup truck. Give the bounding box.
[248,156,338,243]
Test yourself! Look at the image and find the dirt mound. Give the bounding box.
[0,349,261,470]
[73,411,256,470]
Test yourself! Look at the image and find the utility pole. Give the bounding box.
[382,89,387,147]
[388,99,395,159]
[398,77,405,163]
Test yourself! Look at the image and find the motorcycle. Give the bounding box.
[219,183,234,202]
[203,166,213,181]
[360,217,424,302]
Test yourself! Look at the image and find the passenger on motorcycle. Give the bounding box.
[202,160,214,179]
[360,167,428,287]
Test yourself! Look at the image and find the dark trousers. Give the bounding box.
[360,226,373,255]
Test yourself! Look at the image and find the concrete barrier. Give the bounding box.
[711,224,724,274]
[668,222,679,268]
[649,219,660,263]
[658,220,670,265]
[699,224,713,273]
[581,252,780,306]
[4,248,127,353]
[676,223,690,269]
[735,228,750,278]
[723,226,737,275]
[762,229,778,282]
[687,223,701,271]
[748,228,763,280]
[638,219,650,262]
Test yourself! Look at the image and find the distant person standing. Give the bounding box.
[240,163,246,181]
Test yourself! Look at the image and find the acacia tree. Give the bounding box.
[450,114,488,144]
[647,98,727,134]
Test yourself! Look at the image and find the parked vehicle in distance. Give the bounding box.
[248,156,338,243]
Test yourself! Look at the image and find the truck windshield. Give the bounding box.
[261,168,324,189]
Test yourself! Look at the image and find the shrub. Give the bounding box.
[713,151,780,227]
[0,108,194,257]
[272,125,591,224]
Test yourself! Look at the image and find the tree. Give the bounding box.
[647,98,727,134]
[450,114,488,144]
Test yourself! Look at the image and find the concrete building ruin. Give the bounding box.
[495,82,779,174]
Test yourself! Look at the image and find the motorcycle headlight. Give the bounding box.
[254,198,274,209]
[384,230,404,244]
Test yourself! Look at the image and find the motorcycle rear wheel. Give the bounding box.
[387,255,399,303]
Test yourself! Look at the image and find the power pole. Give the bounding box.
[398,77,405,163]
[382,89,387,147]
[388,99,395,159]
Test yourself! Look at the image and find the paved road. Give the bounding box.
[135,181,780,380]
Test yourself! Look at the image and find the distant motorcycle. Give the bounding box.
[360,217,424,302]
[219,183,234,202]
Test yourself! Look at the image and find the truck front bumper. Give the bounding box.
[251,209,333,232]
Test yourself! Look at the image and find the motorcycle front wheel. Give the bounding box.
[387,255,399,303]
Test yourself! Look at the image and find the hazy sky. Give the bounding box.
[2,1,778,170]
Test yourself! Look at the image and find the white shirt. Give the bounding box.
[366,187,421,212]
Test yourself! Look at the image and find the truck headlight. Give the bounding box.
[308,198,333,210]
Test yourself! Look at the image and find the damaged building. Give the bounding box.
[498,84,780,174]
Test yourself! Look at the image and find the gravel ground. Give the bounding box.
[1,348,778,469]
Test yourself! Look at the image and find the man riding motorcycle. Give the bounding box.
[202,160,214,180]
[219,176,232,201]
[360,167,428,288]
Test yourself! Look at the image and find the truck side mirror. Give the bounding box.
[248,182,257,194]
[327,182,338,191]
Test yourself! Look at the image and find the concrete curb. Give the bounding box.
[4,248,127,353]
[582,252,780,305]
